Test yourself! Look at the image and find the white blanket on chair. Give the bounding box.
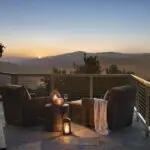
[94,98,109,135]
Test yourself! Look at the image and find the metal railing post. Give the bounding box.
[11,75,18,84]
[135,81,140,121]
[89,76,93,99]
[51,74,55,91]
[145,86,150,137]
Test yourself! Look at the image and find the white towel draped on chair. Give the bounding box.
[94,98,109,135]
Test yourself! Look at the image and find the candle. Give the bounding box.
[64,123,70,134]
[57,98,63,105]
[53,94,58,100]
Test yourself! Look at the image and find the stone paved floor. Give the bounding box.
[1,102,150,150]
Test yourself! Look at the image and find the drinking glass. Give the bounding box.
[63,94,68,102]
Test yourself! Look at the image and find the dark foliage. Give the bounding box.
[0,43,5,57]
[73,53,101,74]
[106,64,122,74]
[106,64,134,74]
[52,67,66,74]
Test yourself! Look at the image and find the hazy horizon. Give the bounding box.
[2,50,150,59]
[0,0,150,57]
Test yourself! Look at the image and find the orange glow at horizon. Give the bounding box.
[3,35,150,58]
[4,49,57,58]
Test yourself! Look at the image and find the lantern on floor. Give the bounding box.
[62,118,71,135]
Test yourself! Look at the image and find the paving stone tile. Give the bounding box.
[7,142,42,150]
[1,102,150,150]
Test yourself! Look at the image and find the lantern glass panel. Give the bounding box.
[64,123,70,134]
[63,118,71,135]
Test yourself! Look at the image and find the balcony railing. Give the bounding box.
[131,74,150,137]
[0,72,150,137]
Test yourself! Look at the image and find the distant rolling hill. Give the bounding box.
[20,51,85,68]
[0,61,53,87]
[0,56,30,63]
[1,51,150,79]
[21,51,150,67]
[19,51,150,79]
[0,61,53,74]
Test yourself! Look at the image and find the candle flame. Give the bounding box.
[64,123,70,134]
[53,94,58,100]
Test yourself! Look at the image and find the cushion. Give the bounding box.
[3,85,25,104]
[107,85,136,130]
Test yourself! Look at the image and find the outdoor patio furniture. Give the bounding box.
[2,84,49,126]
[69,85,136,131]
[44,103,69,131]
[69,100,82,124]
[81,85,136,131]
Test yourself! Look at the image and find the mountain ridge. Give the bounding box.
[1,51,150,79]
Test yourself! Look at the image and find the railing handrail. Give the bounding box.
[0,72,16,76]
[0,71,131,77]
[131,74,150,87]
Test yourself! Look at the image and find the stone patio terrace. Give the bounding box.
[1,73,150,149]
[1,102,150,150]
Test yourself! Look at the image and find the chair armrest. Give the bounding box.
[29,92,36,98]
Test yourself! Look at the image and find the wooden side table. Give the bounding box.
[44,103,69,132]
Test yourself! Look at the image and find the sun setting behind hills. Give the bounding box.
[0,0,150,79]
[0,0,150,58]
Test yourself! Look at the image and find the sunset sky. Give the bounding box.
[0,0,150,57]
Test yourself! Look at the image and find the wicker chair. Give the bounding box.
[2,84,49,126]
[70,85,136,131]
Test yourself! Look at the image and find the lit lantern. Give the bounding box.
[52,94,64,106]
[56,98,64,106]
[63,118,71,135]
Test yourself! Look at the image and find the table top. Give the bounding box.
[44,103,69,108]
[63,103,69,107]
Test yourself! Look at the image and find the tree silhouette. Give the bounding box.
[106,64,134,74]
[0,43,5,57]
[106,64,121,74]
[73,53,101,74]
[52,67,66,74]
[61,69,66,74]
[126,71,134,74]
